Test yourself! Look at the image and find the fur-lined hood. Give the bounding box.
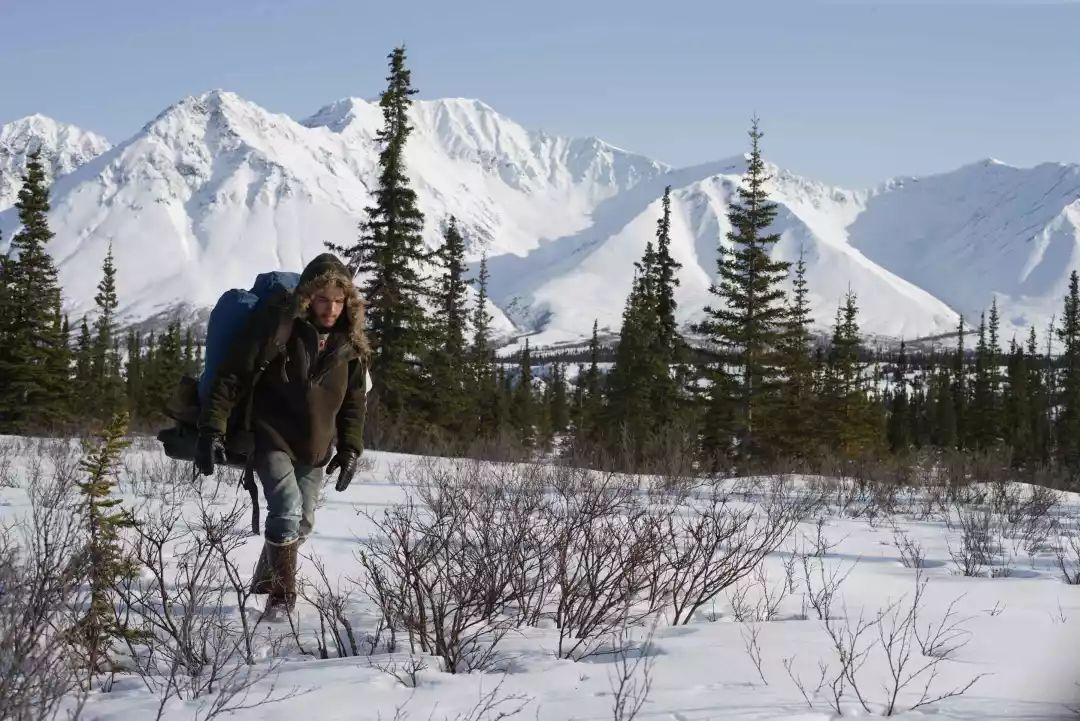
[293,253,370,357]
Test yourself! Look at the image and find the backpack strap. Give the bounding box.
[242,460,260,535]
[241,301,296,434]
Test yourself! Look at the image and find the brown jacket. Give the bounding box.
[199,254,369,465]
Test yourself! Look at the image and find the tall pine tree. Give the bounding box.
[0,149,69,432]
[429,217,471,436]
[767,251,818,460]
[694,119,789,464]
[1057,271,1080,467]
[331,46,431,434]
[90,243,125,422]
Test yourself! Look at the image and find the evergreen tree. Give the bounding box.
[1057,271,1080,467]
[330,46,431,433]
[467,254,499,441]
[91,243,125,422]
[1027,326,1052,463]
[693,119,789,463]
[650,186,683,428]
[0,237,10,390]
[75,317,93,387]
[767,251,817,459]
[428,217,471,435]
[511,339,536,448]
[125,329,142,416]
[0,149,69,432]
[72,412,138,681]
[549,362,570,435]
[1004,338,1032,465]
[929,369,958,449]
[821,291,881,458]
[953,316,969,450]
[970,313,992,449]
[143,321,184,422]
[887,341,912,453]
[575,320,604,448]
[605,246,660,465]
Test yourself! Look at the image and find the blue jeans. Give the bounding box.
[255,450,324,544]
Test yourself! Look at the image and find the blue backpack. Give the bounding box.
[160,270,300,534]
[198,270,301,403]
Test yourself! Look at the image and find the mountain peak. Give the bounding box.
[0,114,112,210]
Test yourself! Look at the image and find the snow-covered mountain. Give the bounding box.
[1,91,1078,345]
[0,114,111,210]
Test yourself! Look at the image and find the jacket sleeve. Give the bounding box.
[336,357,368,455]
[197,308,273,437]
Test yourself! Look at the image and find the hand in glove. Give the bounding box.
[325,449,358,492]
[195,432,226,477]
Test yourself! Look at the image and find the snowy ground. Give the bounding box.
[3,436,1080,721]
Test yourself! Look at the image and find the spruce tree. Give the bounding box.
[970,313,992,449]
[650,186,683,428]
[1027,326,1051,463]
[576,320,604,449]
[930,369,958,449]
[330,46,431,432]
[768,251,817,460]
[143,321,183,423]
[90,243,125,422]
[887,341,912,453]
[694,119,789,463]
[75,317,93,386]
[467,254,498,440]
[1057,271,1080,467]
[511,339,536,448]
[1004,338,1032,465]
[606,245,660,465]
[0,149,68,432]
[73,412,138,681]
[952,316,969,451]
[125,329,142,416]
[0,239,10,391]
[821,291,880,458]
[429,217,470,435]
[549,362,570,435]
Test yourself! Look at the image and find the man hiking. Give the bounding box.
[195,253,369,619]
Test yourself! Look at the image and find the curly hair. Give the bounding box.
[295,270,371,356]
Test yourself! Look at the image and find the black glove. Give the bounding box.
[326,449,358,492]
[195,432,226,477]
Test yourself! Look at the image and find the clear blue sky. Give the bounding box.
[2,0,1078,188]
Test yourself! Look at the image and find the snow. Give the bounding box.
[1,94,1079,345]
[0,114,111,210]
[3,437,1080,720]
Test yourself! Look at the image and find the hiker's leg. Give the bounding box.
[296,462,324,540]
[255,450,304,545]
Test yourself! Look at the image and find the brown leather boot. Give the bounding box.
[251,536,305,595]
[250,543,271,594]
[260,539,299,622]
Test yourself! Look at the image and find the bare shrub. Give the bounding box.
[0,473,88,721]
[371,655,428,688]
[299,552,361,659]
[784,571,984,716]
[891,525,926,569]
[609,622,657,721]
[741,622,768,685]
[358,459,527,673]
[727,564,790,623]
[1056,522,1080,584]
[552,476,658,659]
[658,479,804,626]
[947,503,994,577]
[116,501,297,719]
[800,553,856,622]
